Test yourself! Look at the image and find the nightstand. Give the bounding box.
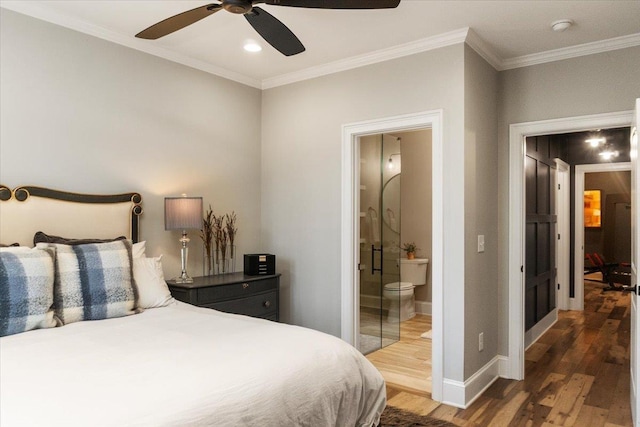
[167,273,280,321]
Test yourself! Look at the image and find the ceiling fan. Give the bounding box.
[136,0,401,57]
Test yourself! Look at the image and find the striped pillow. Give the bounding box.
[39,240,140,325]
[0,246,58,336]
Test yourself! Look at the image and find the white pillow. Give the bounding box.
[133,255,174,309]
[132,241,146,259]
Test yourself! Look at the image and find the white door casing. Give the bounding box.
[555,159,570,311]
[508,110,633,380]
[629,98,640,427]
[341,110,444,400]
[573,162,631,312]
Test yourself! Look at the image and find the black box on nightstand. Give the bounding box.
[244,253,276,275]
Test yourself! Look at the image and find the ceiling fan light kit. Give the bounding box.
[135,0,401,56]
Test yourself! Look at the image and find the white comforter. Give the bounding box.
[0,302,385,426]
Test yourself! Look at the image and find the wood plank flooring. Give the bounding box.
[369,279,633,426]
[366,314,432,394]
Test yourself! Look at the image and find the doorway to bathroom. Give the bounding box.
[341,109,443,401]
[358,129,433,395]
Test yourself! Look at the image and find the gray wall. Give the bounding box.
[463,45,499,376]
[261,44,469,381]
[0,10,264,277]
[497,46,640,356]
[399,129,432,303]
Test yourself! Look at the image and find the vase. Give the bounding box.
[407,252,415,260]
[205,250,214,276]
[215,248,233,274]
[229,245,236,274]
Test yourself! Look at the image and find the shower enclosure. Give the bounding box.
[358,134,401,355]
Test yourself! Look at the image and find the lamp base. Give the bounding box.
[174,231,194,283]
[172,275,194,284]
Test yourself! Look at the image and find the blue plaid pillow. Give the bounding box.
[0,247,58,337]
[39,240,140,325]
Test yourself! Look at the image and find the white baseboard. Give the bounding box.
[441,355,503,408]
[497,355,510,378]
[359,294,381,309]
[524,309,558,350]
[415,301,432,315]
[362,295,432,316]
[568,297,583,311]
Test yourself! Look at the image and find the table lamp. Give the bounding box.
[165,195,203,283]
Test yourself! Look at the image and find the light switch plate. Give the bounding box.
[477,235,485,253]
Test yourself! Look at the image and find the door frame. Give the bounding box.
[555,159,570,311]
[341,109,443,401]
[573,162,631,311]
[508,110,633,380]
[630,98,639,427]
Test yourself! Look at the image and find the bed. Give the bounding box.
[0,185,386,427]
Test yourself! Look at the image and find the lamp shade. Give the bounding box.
[164,196,203,231]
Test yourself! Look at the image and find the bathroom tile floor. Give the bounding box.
[366,314,432,395]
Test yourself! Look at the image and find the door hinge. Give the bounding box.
[557,283,560,290]
[558,184,561,190]
[558,233,561,240]
[520,265,524,273]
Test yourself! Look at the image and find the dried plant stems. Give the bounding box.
[225,211,238,258]
[201,207,239,274]
[200,205,214,274]
[213,214,225,266]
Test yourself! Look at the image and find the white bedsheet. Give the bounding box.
[0,302,385,426]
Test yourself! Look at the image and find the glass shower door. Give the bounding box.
[358,134,401,355]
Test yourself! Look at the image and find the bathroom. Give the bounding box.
[358,128,432,379]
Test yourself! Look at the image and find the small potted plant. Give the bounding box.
[402,242,418,260]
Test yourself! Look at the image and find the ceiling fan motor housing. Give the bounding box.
[222,0,254,14]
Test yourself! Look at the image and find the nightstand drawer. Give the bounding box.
[167,273,280,322]
[208,291,278,318]
[197,278,278,304]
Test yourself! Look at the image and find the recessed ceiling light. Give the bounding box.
[586,137,605,147]
[243,42,262,53]
[551,19,574,32]
[599,150,619,160]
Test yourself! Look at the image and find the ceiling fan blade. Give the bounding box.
[244,7,305,56]
[262,0,400,9]
[136,4,222,39]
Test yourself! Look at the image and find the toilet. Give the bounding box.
[383,258,428,322]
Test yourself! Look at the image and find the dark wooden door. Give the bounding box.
[525,136,557,331]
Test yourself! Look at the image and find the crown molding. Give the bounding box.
[262,28,470,89]
[464,28,502,71]
[501,32,640,70]
[3,1,638,89]
[0,1,262,89]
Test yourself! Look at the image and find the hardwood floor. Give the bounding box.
[366,314,432,394]
[370,279,633,426]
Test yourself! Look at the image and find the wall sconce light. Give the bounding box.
[387,153,401,170]
[165,195,203,283]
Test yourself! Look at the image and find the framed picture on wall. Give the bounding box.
[584,189,602,228]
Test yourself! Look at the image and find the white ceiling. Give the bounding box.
[2,0,639,89]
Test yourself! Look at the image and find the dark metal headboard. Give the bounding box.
[0,185,143,245]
